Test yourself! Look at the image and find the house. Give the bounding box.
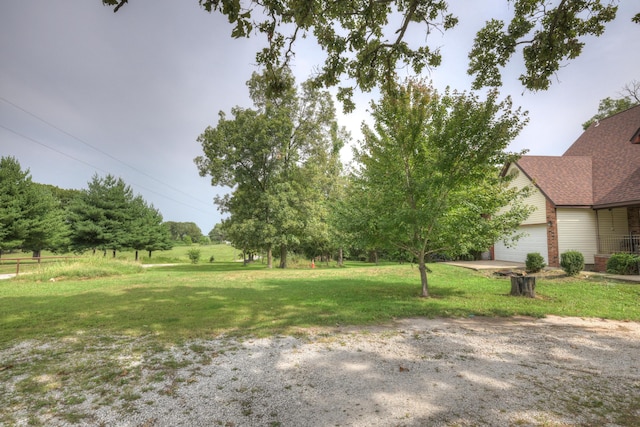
[494,104,640,271]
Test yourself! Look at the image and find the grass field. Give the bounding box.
[0,243,241,275]
[2,258,640,426]
[2,256,639,346]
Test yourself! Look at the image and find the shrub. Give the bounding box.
[187,248,201,264]
[606,253,640,275]
[525,252,546,273]
[560,250,584,276]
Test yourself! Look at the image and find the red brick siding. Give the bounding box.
[594,254,610,273]
[546,199,559,267]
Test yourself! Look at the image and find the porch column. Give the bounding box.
[546,199,559,267]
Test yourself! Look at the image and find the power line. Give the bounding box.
[0,123,216,216]
[0,95,214,209]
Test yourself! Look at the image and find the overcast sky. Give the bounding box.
[1,1,639,234]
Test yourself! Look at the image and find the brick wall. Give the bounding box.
[546,199,559,267]
[594,254,610,272]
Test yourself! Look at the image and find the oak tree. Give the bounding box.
[101,0,637,110]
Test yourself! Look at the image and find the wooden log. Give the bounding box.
[510,276,536,298]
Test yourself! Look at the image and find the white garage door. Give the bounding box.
[494,224,548,264]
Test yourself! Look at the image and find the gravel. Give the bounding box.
[4,315,640,426]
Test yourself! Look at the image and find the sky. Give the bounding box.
[1,1,639,234]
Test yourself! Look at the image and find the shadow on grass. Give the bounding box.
[3,262,639,346]
[0,271,477,344]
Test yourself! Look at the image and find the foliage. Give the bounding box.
[127,198,173,259]
[11,256,144,282]
[187,248,201,264]
[606,253,640,275]
[195,69,346,268]
[349,79,532,296]
[102,0,635,110]
[208,222,227,244]
[525,252,546,273]
[0,157,69,255]
[582,80,640,129]
[164,221,203,242]
[560,250,585,276]
[67,174,172,256]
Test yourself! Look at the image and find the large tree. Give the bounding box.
[352,80,532,297]
[128,196,173,260]
[164,221,203,243]
[195,70,345,268]
[0,157,69,257]
[68,174,134,255]
[102,0,637,110]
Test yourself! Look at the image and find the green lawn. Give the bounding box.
[0,243,241,275]
[1,260,639,346]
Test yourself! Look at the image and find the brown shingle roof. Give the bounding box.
[517,156,593,206]
[563,104,640,207]
[512,105,640,208]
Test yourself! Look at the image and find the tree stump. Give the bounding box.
[510,276,536,298]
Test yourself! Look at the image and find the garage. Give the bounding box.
[494,224,548,264]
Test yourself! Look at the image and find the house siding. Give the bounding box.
[597,208,629,237]
[557,208,598,267]
[494,224,548,264]
[505,163,546,225]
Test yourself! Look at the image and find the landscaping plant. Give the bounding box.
[560,250,584,276]
[606,253,640,275]
[525,252,546,273]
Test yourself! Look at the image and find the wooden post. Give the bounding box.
[510,276,536,298]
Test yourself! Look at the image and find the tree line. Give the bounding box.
[195,70,533,296]
[0,157,200,260]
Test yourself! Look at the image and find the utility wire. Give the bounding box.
[0,95,214,209]
[0,123,215,216]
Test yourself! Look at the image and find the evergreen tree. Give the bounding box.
[68,174,135,255]
[0,157,69,256]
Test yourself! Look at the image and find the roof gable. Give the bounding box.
[516,156,593,206]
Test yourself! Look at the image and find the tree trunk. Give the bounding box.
[510,276,536,298]
[148,250,152,258]
[135,250,139,261]
[267,245,273,268]
[32,250,41,259]
[279,245,287,269]
[338,247,343,267]
[418,259,429,297]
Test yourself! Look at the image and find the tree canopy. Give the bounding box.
[0,157,69,256]
[348,80,532,296]
[582,80,640,129]
[68,174,173,256]
[195,70,345,267]
[102,0,638,110]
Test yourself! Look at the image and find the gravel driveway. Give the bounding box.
[4,315,640,426]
